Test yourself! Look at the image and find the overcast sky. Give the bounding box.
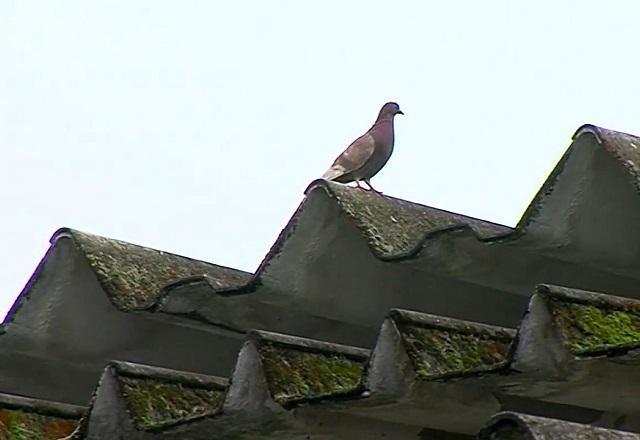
[2,1,640,319]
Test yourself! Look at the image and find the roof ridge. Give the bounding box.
[479,411,640,439]
[51,227,248,273]
[74,286,640,437]
[305,178,513,230]
[0,392,86,419]
[110,361,229,389]
[49,227,251,310]
[388,308,517,337]
[516,123,640,232]
[188,179,516,299]
[249,329,370,360]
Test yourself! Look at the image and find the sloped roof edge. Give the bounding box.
[176,179,515,300]
[111,361,229,390]
[169,122,640,298]
[0,393,83,440]
[4,227,253,327]
[0,392,86,419]
[306,179,514,258]
[71,360,229,437]
[221,283,640,410]
[249,329,370,360]
[478,411,640,439]
[51,227,251,310]
[162,196,314,298]
[2,237,59,326]
[515,123,640,233]
[577,124,640,190]
[14,124,640,315]
[73,283,640,437]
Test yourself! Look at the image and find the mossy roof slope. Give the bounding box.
[56,228,252,310]
[541,284,640,356]
[393,316,515,379]
[119,375,225,431]
[317,181,512,257]
[0,407,79,440]
[259,341,366,405]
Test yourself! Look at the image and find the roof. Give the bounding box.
[53,228,251,310]
[4,123,640,438]
[67,283,640,438]
[531,284,640,356]
[227,330,369,409]
[263,178,511,280]
[478,412,640,440]
[309,179,512,258]
[113,362,227,430]
[0,392,84,439]
[72,361,228,438]
[381,309,515,380]
[517,123,640,233]
[575,125,640,190]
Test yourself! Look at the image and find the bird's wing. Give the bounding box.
[322,133,376,180]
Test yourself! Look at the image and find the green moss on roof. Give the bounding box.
[0,408,78,440]
[549,298,640,355]
[259,343,364,404]
[396,322,513,379]
[69,230,250,309]
[325,182,510,257]
[119,376,225,431]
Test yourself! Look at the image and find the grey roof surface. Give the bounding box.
[0,392,84,439]
[55,228,251,309]
[188,178,515,298]
[384,309,515,380]
[65,283,640,438]
[71,361,228,439]
[159,124,640,305]
[517,124,640,233]
[3,123,640,438]
[478,412,640,440]
[576,124,640,190]
[315,179,513,257]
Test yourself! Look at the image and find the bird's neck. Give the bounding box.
[372,115,394,127]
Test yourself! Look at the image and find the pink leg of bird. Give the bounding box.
[363,179,382,194]
[355,181,366,190]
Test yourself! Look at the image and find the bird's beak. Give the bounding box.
[396,110,404,115]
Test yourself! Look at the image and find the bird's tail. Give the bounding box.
[321,166,346,181]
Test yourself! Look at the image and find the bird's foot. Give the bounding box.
[363,180,383,195]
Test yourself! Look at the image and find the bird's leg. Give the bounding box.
[355,180,366,190]
[363,179,382,194]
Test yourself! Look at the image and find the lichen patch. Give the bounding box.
[259,343,364,404]
[326,182,509,257]
[0,408,78,440]
[119,376,225,431]
[70,230,249,309]
[549,299,640,355]
[396,322,513,379]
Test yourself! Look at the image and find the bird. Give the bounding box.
[321,102,403,193]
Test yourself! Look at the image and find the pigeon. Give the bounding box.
[322,102,403,192]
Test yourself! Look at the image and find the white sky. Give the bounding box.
[2,1,640,319]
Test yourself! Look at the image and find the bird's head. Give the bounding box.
[377,102,404,120]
